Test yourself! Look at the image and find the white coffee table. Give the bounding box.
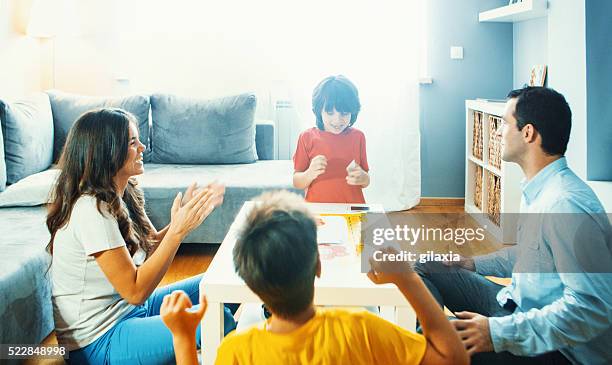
[199,202,416,365]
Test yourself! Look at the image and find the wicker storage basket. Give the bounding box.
[487,172,501,226]
[488,115,502,169]
[474,165,483,210]
[472,111,484,160]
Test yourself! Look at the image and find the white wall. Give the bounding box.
[0,0,45,98]
[52,0,332,116]
[513,17,547,89]
[547,0,612,211]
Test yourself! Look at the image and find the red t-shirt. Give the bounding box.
[293,127,369,203]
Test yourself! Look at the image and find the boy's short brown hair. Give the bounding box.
[233,191,318,318]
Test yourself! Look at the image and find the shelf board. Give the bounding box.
[468,155,485,168]
[468,155,504,177]
[487,164,502,177]
[479,0,547,23]
[466,100,505,116]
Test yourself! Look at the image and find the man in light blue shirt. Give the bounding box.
[416,87,612,364]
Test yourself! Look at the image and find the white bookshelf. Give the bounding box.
[479,0,548,23]
[465,100,524,244]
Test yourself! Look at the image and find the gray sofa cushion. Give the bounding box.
[46,91,151,162]
[0,206,53,346]
[0,169,59,207]
[255,122,274,160]
[150,93,258,164]
[0,119,5,191]
[137,161,301,243]
[0,93,54,184]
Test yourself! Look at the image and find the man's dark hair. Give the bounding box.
[312,75,361,130]
[233,191,318,319]
[507,86,572,156]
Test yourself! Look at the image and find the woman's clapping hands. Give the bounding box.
[169,182,223,239]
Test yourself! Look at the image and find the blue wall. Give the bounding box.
[586,0,612,181]
[420,0,513,197]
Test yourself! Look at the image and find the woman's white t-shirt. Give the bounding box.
[51,195,138,350]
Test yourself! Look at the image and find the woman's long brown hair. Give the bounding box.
[46,108,153,257]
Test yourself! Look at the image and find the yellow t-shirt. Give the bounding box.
[215,308,427,365]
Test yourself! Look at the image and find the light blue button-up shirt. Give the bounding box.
[474,157,612,364]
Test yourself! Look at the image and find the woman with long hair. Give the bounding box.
[47,108,236,364]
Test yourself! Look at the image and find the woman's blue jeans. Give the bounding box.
[69,274,236,364]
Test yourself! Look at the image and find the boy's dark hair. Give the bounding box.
[312,75,361,130]
[507,86,572,156]
[233,191,318,319]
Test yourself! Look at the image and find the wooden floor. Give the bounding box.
[29,197,507,364]
[158,244,219,287]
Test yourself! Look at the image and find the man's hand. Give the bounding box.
[346,163,369,186]
[307,155,327,180]
[367,246,414,285]
[161,290,207,339]
[452,311,494,355]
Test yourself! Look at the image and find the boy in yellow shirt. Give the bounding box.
[161,191,468,365]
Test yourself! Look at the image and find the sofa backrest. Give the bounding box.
[0,91,277,189]
[0,116,5,191]
[255,122,274,161]
[150,93,259,164]
[46,90,151,162]
[0,93,54,185]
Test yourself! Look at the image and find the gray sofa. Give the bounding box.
[141,160,298,243]
[0,91,299,348]
[0,206,52,350]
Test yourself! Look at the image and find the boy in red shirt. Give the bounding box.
[293,75,370,203]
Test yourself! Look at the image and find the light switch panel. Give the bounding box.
[450,46,464,60]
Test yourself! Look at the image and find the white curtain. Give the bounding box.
[73,0,424,210]
[266,1,424,211]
